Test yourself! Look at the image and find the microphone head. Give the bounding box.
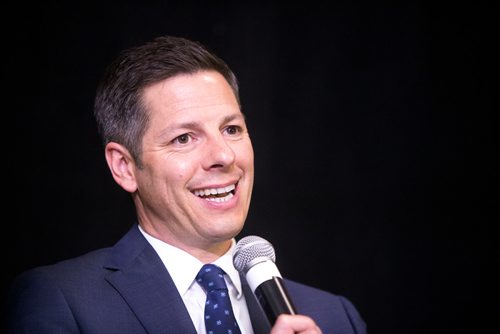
[233,235,276,273]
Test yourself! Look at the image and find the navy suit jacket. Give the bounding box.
[7,225,366,333]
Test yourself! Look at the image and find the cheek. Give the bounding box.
[238,143,254,168]
[170,158,196,181]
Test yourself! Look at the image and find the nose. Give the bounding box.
[202,134,236,170]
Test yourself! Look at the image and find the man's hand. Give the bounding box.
[270,314,323,334]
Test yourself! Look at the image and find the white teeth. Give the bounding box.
[205,192,234,202]
[193,184,236,200]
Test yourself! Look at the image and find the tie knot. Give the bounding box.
[196,264,228,292]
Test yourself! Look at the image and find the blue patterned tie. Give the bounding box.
[196,264,242,334]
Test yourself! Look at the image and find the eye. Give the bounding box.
[224,125,242,136]
[172,133,191,145]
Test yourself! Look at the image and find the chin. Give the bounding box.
[213,221,244,240]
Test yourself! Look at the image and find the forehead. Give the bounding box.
[142,71,242,132]
[143,71,238,117]
[143,71,237,109]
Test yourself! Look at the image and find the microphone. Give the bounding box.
[233,235,297,324]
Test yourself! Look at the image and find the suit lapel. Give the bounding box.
[241,274,272,334]
[104,225,196,334]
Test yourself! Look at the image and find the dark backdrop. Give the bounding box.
[3,1,496,333]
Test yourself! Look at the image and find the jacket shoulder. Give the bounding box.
[284,278,367,334]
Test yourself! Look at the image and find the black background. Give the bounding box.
[3,1,496,333]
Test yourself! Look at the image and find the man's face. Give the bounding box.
[133,71,254,251]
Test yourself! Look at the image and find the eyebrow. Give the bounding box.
[157,113,246,140]
[222,113,246,124]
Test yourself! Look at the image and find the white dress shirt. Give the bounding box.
[139,226,254,334]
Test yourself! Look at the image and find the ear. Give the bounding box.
[104,142,138,193]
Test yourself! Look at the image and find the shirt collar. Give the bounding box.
[213,241,243,298]
[139,225,243,298]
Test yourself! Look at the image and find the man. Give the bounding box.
[8,35,366,333]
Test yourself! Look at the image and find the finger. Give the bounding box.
[270,314,323,334]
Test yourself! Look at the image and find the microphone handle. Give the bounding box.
[254,276,297,323]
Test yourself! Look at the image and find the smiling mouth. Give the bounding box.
[192,183,236,202]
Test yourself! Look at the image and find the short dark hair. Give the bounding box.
[94,35,240,165]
